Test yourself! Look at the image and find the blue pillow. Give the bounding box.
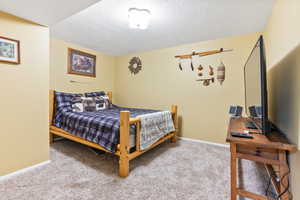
[84,91,106,97]
[54,91,82,127]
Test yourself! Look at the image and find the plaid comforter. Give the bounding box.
[53,91,158,152]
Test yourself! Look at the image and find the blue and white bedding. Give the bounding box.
[139,111,175,150]
[53,91,159,153]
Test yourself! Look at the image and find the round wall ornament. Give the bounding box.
[128,57,142,75]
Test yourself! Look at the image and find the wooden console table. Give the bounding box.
[226,117,297,200]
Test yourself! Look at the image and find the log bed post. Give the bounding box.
[107,91,112,103]
[171,105,178,143]
[119,111,130,177]
[49,90,54,144]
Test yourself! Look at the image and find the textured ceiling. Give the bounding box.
[0,0,274,56]
[0,0,101,25]
[51,0,274,56]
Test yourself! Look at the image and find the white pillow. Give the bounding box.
[71,96,84,112]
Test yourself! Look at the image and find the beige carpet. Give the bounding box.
[0,139,268,200]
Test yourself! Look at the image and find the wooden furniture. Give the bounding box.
[226,117,297,200]
[49,90,178,177]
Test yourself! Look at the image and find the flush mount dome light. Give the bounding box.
[128,8,151,30]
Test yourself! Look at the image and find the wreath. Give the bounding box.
[128,57,142,75]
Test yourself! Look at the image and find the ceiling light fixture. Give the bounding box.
[128,8,151,30]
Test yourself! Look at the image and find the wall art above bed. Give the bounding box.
[68,48,96,77]
[0,36,20,64]
[128,57,142,75]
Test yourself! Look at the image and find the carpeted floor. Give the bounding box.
[0,139,268,200]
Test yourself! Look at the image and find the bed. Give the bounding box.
[49,90,178,177]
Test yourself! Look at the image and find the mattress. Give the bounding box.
[54,105,158,153]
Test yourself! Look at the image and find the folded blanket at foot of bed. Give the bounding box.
[138,111,175,150]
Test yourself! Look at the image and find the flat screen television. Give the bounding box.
[244,35,270,134]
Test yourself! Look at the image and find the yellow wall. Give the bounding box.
[264,0,300,68]
[114,33,260,144]
[263,0,300,198]
[0,12,49,176]
[50,38,115,93]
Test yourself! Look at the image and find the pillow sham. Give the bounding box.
[82,97,97,112]
[55,91,83,113]
[54,91,83,127]
[71,96,84,112]
[85,91,111,109]
[71,96,108,112]
[94,96,110,110]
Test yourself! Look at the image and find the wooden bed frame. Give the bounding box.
[49,90,178,177]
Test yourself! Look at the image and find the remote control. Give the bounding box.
[245,121,258,129]
[231,132,253,139]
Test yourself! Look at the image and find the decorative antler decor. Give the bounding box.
[128,57,142,75]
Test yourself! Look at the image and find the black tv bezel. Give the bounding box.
[243,35,270,134]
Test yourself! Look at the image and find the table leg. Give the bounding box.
[230,143,237,200]
[279,150,289,200]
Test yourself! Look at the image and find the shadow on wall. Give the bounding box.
[267,44,300,146]
[268,43,300,199]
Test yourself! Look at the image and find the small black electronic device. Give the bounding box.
[229,106,243,118]
[245,121,258,129]
[231,132,253,139]
[248,106,262,118]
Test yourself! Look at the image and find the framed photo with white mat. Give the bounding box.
[0,36,20,64]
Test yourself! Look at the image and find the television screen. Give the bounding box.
[244,36,269,134]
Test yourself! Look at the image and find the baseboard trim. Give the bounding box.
[179,137,229,148]
[0,160,51,181]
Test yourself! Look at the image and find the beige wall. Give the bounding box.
[264,0,300,68]
[114,33,260,144]
[50,38,115,94]
[0,12,49,176]
[263,0,300,198]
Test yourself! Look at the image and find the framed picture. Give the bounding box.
[68,48,96,77]
[0,36,20,64]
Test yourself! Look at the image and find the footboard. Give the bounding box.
[118,105,178,177]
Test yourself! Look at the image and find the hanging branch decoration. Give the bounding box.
[209,65,214,76]
[217,61,226,85]
[175,48,233,59]
[197,64,203,76]
[197,65,215,86]
[178,60,183,71]
[190,58,194,71]
[128,57,142,75]
[174,48,232,71]
[196,77,215,86]
[198,64,203,71]
[174,48,231,87]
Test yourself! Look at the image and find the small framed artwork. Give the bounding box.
[68,48,96,77]
[0,36,20,64]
